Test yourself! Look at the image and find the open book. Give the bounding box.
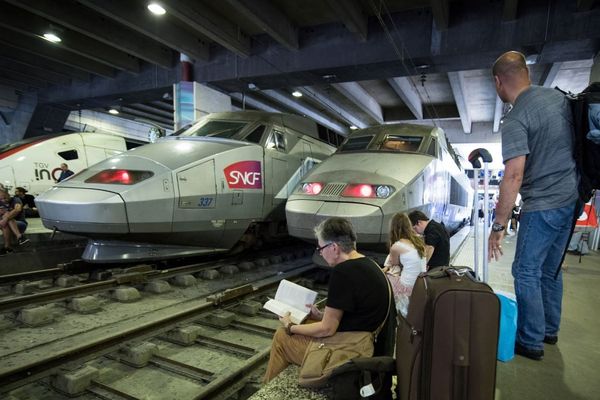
[263,279,318,324]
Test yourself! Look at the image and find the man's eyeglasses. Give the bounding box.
[316,242,334,254]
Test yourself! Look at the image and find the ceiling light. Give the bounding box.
[147,2,166,15]
[42,32,61,43]
[292,90,302,98]
[350,125,358,130]
[108,108,119,115]
[525,54,539,65]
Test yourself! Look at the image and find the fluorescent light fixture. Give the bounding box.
[292,90,303,98]
[108,108,120,115]
[350,125,358,130]
[147,3,166,15]
[42,32,62,43]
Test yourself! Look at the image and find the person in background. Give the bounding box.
[408,210,450,269]
[263,217,390,382]
[56,163,74,182]
[383,213,427,316]
[15,187,38,218]
[0,189,29,255]
[488,51,579,361]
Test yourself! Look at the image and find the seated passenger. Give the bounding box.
[15,187,38,218]
[263,217,391,382]
[0,190,29,255]
[383,213,427,317]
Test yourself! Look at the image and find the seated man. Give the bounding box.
[408,210,450,269]
[0,190,29,255]
[15,187,38,218]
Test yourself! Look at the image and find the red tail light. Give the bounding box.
[301,182,323,195]
[85,170,153,185]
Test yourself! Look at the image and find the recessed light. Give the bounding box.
[108,108,119,115]
[350,125,358,130]
[42,33,61,43]
[147,3,166,15]
[292,90,302,98]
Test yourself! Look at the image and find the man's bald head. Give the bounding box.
[492,51,528,78]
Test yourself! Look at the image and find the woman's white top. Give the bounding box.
[385,240,427,287]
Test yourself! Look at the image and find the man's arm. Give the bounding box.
[489,156,525,261]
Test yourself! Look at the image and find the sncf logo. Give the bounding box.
[224,161,262,189]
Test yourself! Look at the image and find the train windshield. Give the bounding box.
[338,135,375,152]
[178,121,248,139]
[378,135,422,152]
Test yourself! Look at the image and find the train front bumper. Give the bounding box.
[37,187,128,234]
[286,199,383,243]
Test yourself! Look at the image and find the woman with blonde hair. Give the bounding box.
[384,212,427,316]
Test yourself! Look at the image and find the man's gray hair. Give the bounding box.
[314,217,357,253]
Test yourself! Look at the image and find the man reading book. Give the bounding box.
[263,217,391,382]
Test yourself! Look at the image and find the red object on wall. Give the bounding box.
[575,203,598,229]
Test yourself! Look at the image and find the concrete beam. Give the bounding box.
[332,82,383,124]
[0,28,116,79]
[493,96,504,133]
[229,92,284,113]
[0,77,29,92]
[297,86,369,129]
[384,103,458,122]
[503,0,519,21]
[225,0,298,50]
[0,3,140,73]
[262,89,349,135]
[325,0,368,42]
[0,69,49,90]
[387,77,423,119]
[0,47,90,82]
[431,0,449,30]
[128,103,174,120]
[79,0,209,62]
[163,0,251,58]
[540,62,562,87]
[0,58,70,86]
[447,71,472,134]
[8,0,175,69]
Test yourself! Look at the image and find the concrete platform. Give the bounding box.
[251,225,600,400]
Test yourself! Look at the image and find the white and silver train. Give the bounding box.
[0,132,140,195]
[36,111,336,262]
[285,123,473,249]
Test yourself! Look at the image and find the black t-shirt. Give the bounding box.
[21,194,36,209]
[327,257,390,332]
[424,220,450,268]
[9,197,25,222]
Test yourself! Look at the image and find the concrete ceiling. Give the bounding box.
[0,0,599,145]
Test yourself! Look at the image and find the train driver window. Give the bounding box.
[426,138,437,157]
[244,125,266,144]
[58,149,79,160]
[266,130,286,151]
[182,121,247,139]
[380,135,422,152]
[338,135,374,152]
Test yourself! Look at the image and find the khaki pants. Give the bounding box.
[263,327,312,383]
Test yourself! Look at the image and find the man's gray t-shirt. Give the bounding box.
[501,85,578,212]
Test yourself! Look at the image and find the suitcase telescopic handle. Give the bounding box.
[427,267,477,281]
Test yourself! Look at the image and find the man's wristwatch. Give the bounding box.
[492,222,505,232]
[285,323,296,335]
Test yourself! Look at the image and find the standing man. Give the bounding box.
[489,51,579,361]
[57,163,74,182]
[408,210,450,269]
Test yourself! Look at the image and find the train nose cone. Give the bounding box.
[37,187,128,234]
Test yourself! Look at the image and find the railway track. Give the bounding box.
[1,248,325,399]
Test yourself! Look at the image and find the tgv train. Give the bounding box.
[36,111,336,262]
[285,123,473,248]
[0,132,141,195]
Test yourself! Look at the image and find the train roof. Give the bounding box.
[195,111,319,138]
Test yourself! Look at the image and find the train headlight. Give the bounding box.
[85,169,154,185]
[375,185,393,198]
[301,182,323,195]
[342,184,394,198]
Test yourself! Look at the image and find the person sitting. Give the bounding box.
[383,213,427,317]
[56,163,74,182]
[263,217,391,382]
[0,190,29,255]
[14,187,38,218]
[408,210,450,269]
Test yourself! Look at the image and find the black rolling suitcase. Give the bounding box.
[396,267,500,400]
